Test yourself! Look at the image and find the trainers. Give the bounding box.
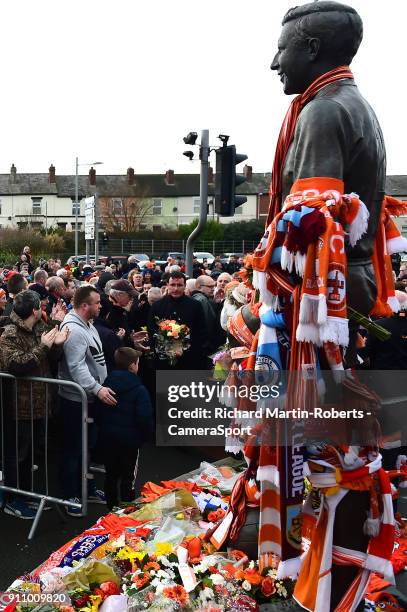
[4,499,37,520]
[65,497,83,517]
[88,489,106,504]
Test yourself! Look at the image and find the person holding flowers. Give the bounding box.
[147,271,207,370]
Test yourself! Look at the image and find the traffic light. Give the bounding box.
[215,144,248,216]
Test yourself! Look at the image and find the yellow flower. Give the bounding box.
[116,545,146,562]
[79,596,102,612]
[155,542,173,556]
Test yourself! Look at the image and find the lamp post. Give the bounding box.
[74,158,103,257]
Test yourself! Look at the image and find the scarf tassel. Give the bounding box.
[348,199,369,247]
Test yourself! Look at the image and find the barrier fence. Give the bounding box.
[0,373,89,539]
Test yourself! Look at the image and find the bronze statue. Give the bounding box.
[265,3,387,610]
[270,1,385,319]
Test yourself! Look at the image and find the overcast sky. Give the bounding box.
[1,0,405,177]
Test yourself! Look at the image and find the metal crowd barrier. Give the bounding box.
[0,373,89,539]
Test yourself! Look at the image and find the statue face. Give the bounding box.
[271,21,311,95]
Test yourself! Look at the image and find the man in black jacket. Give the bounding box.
[147,271,206,370]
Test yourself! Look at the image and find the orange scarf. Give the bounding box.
[266,65,353,228]
[371,195,407,317]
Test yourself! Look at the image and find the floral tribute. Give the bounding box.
[154,318,190,365]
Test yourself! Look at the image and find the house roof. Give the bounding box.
[0,170,405,199]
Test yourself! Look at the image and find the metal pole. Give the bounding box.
[86,238,90,264]
[75,157,79,257]
[45,200,48,233]
[94,192,99,263]
[186,129,209,277]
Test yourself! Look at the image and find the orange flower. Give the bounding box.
[239,567,263,586]
[132,571,151,589]
[224,562,238,578]
[229,549,247,561]
[261,577,276,597]
[163,585,189,605]
[144,561,160,572]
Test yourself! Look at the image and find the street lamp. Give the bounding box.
[74,158,103,257]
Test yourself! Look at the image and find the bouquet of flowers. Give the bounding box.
[154,318,190,365]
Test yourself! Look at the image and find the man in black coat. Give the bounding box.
[147,271,206,370]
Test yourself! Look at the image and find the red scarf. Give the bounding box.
[266,65,353,227]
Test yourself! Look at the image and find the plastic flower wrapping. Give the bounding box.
[154,318,190,365]
[5,460,407,611]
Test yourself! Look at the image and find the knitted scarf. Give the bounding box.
[295,452,395,612]
[262,65,354,230]
[253,183,369,348]
[371,195,407,317]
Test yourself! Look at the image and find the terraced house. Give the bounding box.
[0,164,405,237]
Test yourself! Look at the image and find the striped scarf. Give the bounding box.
[295,452,395,612]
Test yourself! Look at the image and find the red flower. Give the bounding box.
[73,594,90,608]
[93,588,106,600]
[261,577,276,597]
[100,581,120,597]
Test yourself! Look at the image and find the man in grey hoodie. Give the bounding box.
[58,285,117,515]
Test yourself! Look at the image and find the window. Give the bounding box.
[31,221,43,229]
[193,198,201,214]
[139,224,147,230]
[152,199,162,215]
[235,205,243,215]
[32,197,42,215]
[57,222,67,230]
[402,225,407,237]
[71,222,82,231]
[152,224,162,231]
[72,201,81,216]
[112,198,123,213]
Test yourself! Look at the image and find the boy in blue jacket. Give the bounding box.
[97,347,153,509]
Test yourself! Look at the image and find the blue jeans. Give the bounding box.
[59,396,97,499]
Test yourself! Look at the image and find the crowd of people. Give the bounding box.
[0,246,406,520]
[0,248,252,520]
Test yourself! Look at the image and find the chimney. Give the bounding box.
[243,165,252,182]
[208,166,214,184]
[165,169,175,185]
[48,164,56,183]
[10,164,17,182]
[127,167,135,185]
[89,166,96,186]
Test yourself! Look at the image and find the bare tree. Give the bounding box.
[101,196,154,233]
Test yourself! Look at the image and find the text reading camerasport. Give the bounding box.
[167,424,253,437]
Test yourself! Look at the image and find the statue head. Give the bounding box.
[271,1,363,95]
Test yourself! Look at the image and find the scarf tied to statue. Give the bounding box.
[244,66,407,609]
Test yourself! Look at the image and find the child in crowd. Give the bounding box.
[96,347,153,509]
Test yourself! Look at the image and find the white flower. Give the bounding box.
[156,569,171,580]
[267,569,278,579]
[199,587,215,602]
[248,560,255,570]
[242,580,252,591]
[149,570,156,576]
[210,573,225,586]
[155,583,165,595]
[157,555,171,567]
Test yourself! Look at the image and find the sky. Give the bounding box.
[0,0,405,177]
